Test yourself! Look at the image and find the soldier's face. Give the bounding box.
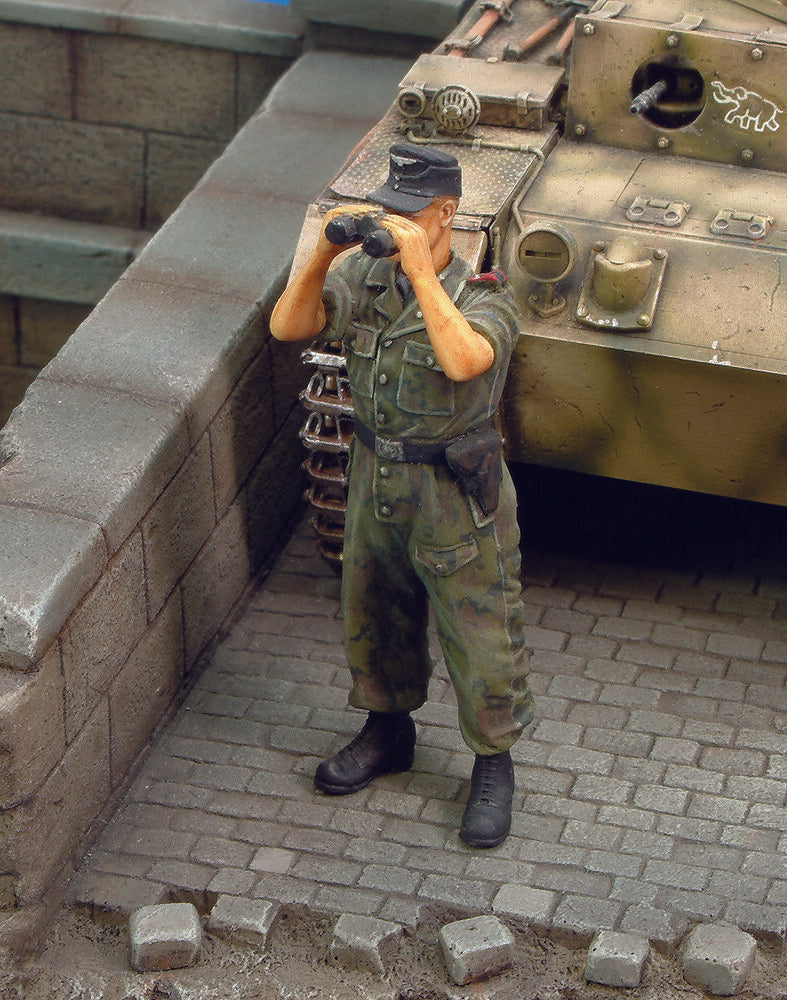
[399,198,457,251]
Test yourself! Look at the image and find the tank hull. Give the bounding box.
[284,0,787,563]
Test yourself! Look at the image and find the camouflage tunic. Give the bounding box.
[320,250,534,755]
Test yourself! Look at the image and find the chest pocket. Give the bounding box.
[345,323,377,398]
[396,341,455,417]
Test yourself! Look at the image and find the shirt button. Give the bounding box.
[426,357,435,367]
[379,504,392,518]
[379,466,390,478]
[376,412,386,424]
[383,339,393,348]
[416,310,423,319]
[379,373,389,385]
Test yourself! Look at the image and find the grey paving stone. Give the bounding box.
[551,896,624,946]
[623,905,690,956]
[330,913,403,975]
[71,504,787,952]
[491,884,557,932]
[317,885,386,919]
[129,902,202,972]
[681,923,757,996]
[657,887,726,926]
[438,915,514,986]
[206,869,258,898]
[207,895,278,945]
[70,872,167,922]
[584,930,650,989]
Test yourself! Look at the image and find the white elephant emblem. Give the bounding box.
[710,79,783,133]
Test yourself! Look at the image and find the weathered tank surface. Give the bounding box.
[288,0,787,565]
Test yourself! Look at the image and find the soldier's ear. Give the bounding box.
[439,199,458,227]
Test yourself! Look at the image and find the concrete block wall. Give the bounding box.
[0,208,150,424]
[291,0,473,40]
[0,0,304,450]
[0,0,429,952]
[0,295,97,426]
[0,1,303,229]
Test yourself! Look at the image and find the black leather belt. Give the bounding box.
[353,419,488,465]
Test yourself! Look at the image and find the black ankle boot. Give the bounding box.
[460,750,514,848]
[314,712,416,795]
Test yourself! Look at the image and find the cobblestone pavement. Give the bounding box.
[72,468,787,953]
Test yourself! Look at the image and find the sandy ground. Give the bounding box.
[1,904,785,1000]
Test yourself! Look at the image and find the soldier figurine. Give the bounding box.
[270,143,534,848]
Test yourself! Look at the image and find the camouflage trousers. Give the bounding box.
[341,442,534,756]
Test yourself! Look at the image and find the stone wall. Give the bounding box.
[0,0,302,427]
[0,4,301,227]
[0,0,433,954]
[0,295,91,427]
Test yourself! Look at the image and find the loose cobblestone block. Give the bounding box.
[207,895,278,945]
[330,913,403,975]
[439,915,515,986]
[129,902,202,972]
[585,930,650,988]
[681,923,757,996]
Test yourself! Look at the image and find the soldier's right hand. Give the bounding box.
[317,204,374,255]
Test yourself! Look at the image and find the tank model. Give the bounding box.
[287,0,787,567]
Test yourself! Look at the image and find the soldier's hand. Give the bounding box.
[379,214,436,280]
[317,204,375,256]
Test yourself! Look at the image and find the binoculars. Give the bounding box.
[324,213,398,259]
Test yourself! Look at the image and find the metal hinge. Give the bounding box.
[588,1,627,17]
[670,13,705,30]
[710,210,773,239]
[445,35,483,52]
[627,196,690,227]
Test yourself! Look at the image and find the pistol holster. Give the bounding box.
[445,428,503,517]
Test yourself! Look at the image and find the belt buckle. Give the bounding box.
[375,435,405,462]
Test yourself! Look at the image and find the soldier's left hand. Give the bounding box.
[379,214,436,280]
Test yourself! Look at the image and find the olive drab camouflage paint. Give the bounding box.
[318,251,535,756]
[291,0,787,573]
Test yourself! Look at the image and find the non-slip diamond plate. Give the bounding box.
[327,109,555,219]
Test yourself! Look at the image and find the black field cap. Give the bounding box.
[367,143,462,213]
